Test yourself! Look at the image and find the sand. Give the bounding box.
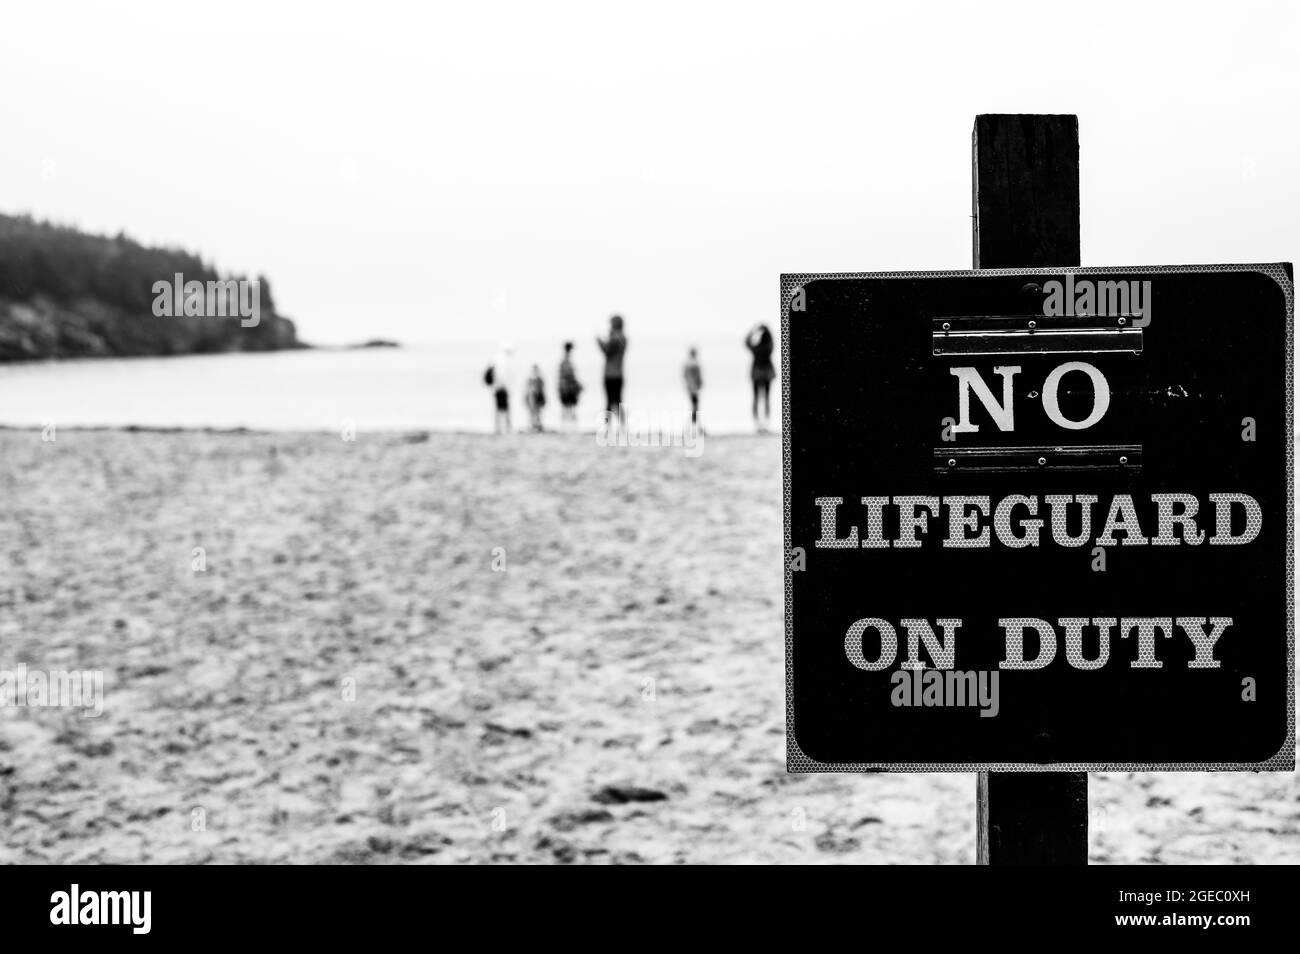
[0,428,1295,864]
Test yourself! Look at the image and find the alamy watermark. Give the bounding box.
[151,274,260,327]
[0,664,104,718]
[597,407,703,458]
[889,666,999,718]
[1041,274,1152,328]
[50,884,150,934]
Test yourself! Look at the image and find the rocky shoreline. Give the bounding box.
[0,214,305,361]
[0,292,305,361]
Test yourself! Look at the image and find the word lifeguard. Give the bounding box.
[813,492,1261,549]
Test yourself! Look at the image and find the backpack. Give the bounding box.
[483,365,495,387]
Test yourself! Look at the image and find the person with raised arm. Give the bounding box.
[596,315,627,435]
[745,323,776,433]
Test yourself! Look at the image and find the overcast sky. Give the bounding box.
[2,0,1296,345]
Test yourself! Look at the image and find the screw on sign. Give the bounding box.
[781,115,1294,866]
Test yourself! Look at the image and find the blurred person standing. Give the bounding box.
[557,341,582,430]
[525,364,547,432]
[485,341,517,434]
[683,346,703,429]
[745,324,776,433]
[596,314,627,434]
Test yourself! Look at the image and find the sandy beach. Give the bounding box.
[0,429,1295,864]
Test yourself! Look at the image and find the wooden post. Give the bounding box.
[973,113,1088,865]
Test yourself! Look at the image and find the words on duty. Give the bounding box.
[842,615,1235,672]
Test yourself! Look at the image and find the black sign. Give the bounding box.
[782,264,1294,771]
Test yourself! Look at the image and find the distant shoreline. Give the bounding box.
[0,423,777,439]
[0,340,419,364]
[0,213,305,361]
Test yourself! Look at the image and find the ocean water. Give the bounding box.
[0,335,780,434]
